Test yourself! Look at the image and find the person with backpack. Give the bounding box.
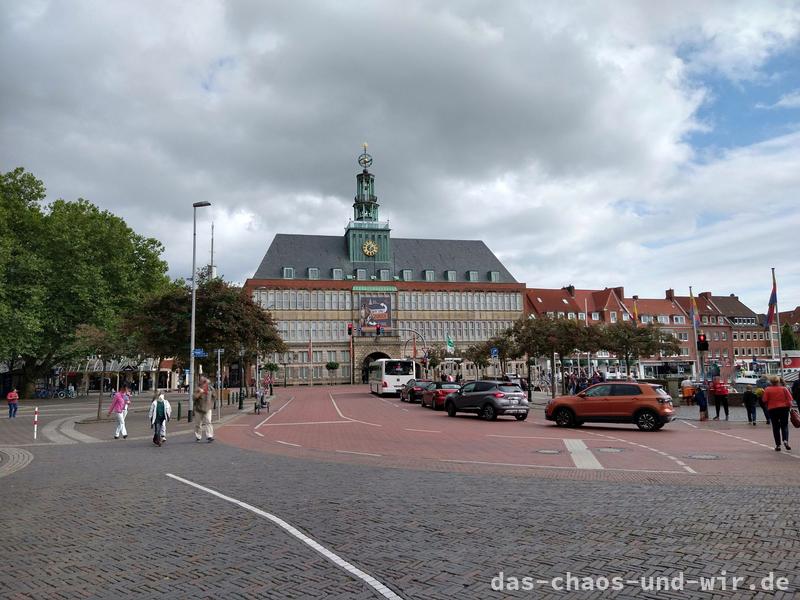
[148,392,172,446]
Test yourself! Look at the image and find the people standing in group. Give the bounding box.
[108,386,128,439]
[149,392,172,446]
[710,377,729,421]
[762,375,793,451]
[742,385,758,426]
[193,376,215,443]
[6,388,19,419]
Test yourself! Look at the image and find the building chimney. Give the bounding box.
[564,285,575,297]
[632,295,639,301]
[699,291,711,300]
[665,288,675,300]
[613,287,624,300]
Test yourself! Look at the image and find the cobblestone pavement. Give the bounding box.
[2,386,800,599]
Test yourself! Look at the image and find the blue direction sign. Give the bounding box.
[193,348,207,358]
[490,347,499,358]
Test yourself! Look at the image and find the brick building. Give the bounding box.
[244,148,524,385]
[710,293,779,373]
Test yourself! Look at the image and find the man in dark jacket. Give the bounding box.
[792,379,800,409]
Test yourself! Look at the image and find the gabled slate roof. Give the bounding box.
[252,234,518,283]
[710,294,757,317]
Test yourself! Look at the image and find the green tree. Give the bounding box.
[781,323,797,351]
[462,342,490,379]
[487,328,522,375]
[124,276,286,389]
[0,169,170,396]
[600,322,680,377]
[325,361,340,383]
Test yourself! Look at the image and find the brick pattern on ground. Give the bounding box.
[1,436,799,599]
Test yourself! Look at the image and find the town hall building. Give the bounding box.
[244,147,525,384]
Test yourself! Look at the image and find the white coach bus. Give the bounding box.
[368,358,415,396]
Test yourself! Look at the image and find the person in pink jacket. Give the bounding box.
[107,386,129,439]
[762,376,793,451]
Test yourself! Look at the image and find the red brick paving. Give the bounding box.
[217,385,800,487]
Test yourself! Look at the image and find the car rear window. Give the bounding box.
[440,384,460,389]
[498,385,522,393]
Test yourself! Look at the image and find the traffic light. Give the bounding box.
[696,333,709,352]
[347,323,353,336]
[375,324,382,336]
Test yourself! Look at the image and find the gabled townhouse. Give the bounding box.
[779,306,800,333]
[674,292,734,379]
[621,291,695,377]
[710,294,778,372]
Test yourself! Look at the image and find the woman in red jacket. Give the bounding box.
[762,376,793,451]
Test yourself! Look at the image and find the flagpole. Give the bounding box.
[773,268,784,379]
[689,286,700,380]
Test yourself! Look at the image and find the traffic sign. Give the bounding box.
[490,347,499,358]
[215,348,225,354]
[193,348,207,358]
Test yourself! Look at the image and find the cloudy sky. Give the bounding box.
[2,1,800,311]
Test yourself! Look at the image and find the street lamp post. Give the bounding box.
[188,200,211,422]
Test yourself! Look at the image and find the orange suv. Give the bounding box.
[544,382,675,431]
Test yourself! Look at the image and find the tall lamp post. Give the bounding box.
[188,200,211,422]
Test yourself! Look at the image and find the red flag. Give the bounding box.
[765,270,778,330]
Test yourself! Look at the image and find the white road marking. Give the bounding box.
[563,439,604,470]
[680,420,698,429]
[404,428,440,433]
[263,420,353,427]
[40,416,78,444]
[276,440,302,448]
[253,431,264,437]
[710,430,800,458]
[255,396,294,430]
[401,408,409,412]
[166,474,403,600]
[439,459,684,474]
[487,434,580,441]
[329,394,383,427]
[335,450,382,457]
[582,431,697,474]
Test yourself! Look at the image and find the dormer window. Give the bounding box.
[424,270,435,282]
[402,269,412,281]
[307,267,319,280]
[467,270,478,282]
[331,268,343,280]
[356,268,367,280]
[282,267,294,279]
[446,270,456,282]
[489,271,499,282]
[379,269,390,281]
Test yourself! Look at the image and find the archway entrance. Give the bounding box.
[361,351,390,384]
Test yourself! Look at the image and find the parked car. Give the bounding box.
[444,380,528,421]
[421,382,461,410]
[399,379,432,403]
[544,382,675,431]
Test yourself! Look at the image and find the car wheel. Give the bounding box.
[635,410,659,432]
[653,422,665,431]
[481,403,497,421]
[553,407,574,427]
[514,413,528,421]
[446,402,456,417]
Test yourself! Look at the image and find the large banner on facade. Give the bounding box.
[359,296,392,330]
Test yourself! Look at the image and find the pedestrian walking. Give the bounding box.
[710,377,729,421]
[695,386,708,421]
[742,385,758,426]
[122,386,131,420]
[6,388,19,418]
[148,392,172,446]
[762,375,793,451]
[108,386,128,439]
[193,376,214,443]
[755,387,771,424]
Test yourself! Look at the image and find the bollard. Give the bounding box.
[254,401,260,415]
[227,391,230,406]
[177,400,182,422]
[34,406,39,440]
[238,393,244,410]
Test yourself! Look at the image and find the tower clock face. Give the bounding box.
[362,240,379,257]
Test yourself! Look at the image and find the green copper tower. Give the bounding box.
[346,144,391,264]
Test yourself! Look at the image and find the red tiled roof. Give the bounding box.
[526,288,581,314]
[675,295,722,315]
[624,297,687,317]
[780,306,800,326]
